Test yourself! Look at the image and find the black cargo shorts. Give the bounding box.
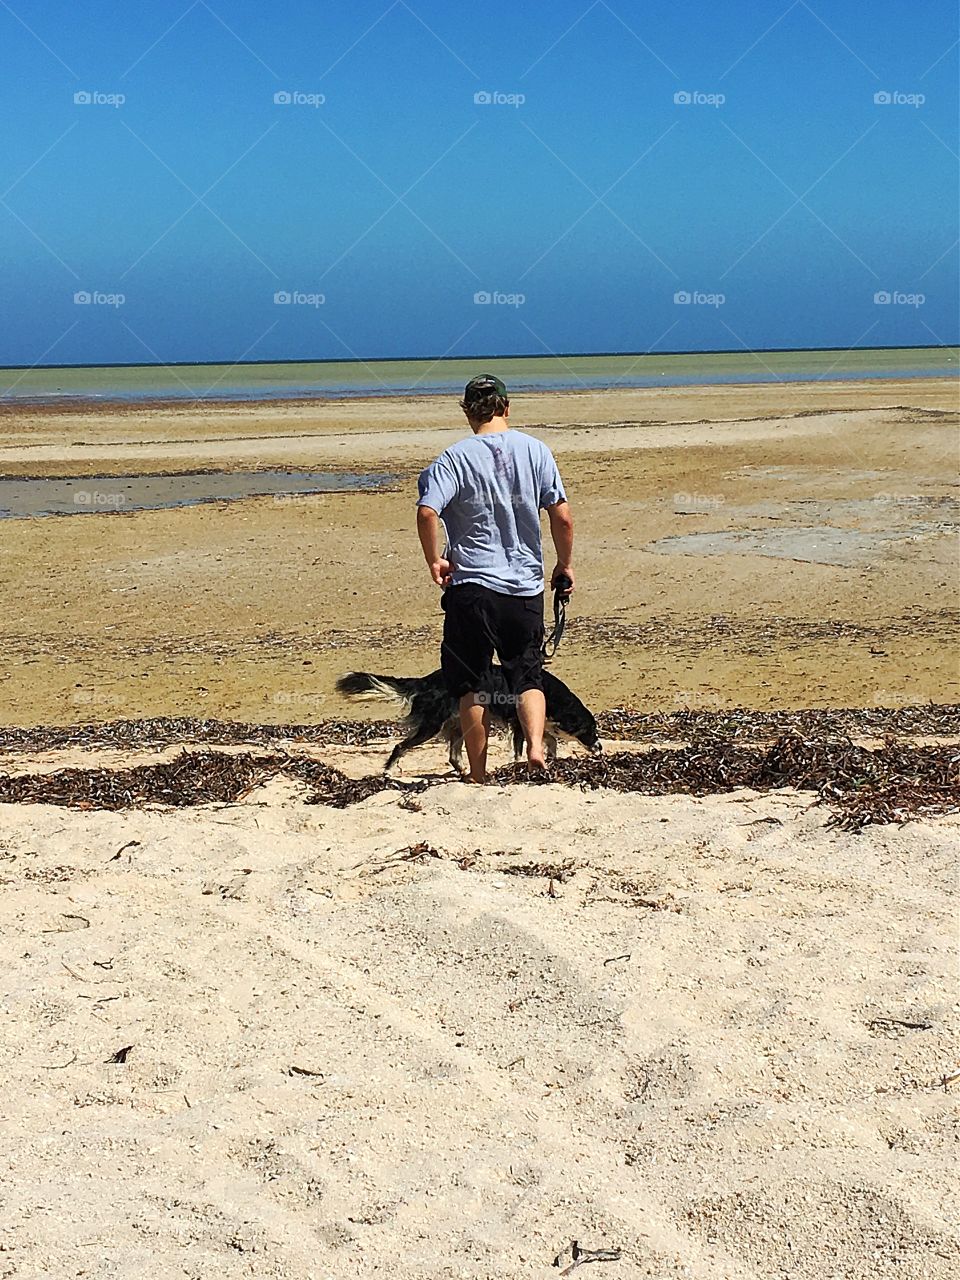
[440,584,545,700]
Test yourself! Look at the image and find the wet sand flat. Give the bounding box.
[0,378,957,725]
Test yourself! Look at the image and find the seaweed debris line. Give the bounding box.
[0,706,956,832]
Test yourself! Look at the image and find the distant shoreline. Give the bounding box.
[1,341,957,374]
[1,346,956,408]
[1,372,957,416]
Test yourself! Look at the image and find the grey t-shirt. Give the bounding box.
[417,429,566,596]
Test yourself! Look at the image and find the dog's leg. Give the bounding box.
[446,721,466,774]
[384,740,410,772]
[384,721,443,774]
[512,722,524,761]
[544,731,558,763]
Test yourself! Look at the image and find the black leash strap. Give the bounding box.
[542,575,572,662]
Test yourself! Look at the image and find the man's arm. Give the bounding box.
[417,505,453,587]
[546,500,574,594]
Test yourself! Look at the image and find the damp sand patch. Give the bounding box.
[0,469,396,518]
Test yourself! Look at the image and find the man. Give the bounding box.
[416,374,575,783]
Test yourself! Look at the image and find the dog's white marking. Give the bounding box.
[349,677,414,713]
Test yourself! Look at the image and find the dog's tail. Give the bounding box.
[335,671,421,712]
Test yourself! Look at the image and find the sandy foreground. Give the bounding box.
[1,731,958,1280]
[1,378,958,1277]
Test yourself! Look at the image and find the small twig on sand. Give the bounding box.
[105,1045,134,1064]
[363,842,442,874]
[603,954,632,966]
[40,1051,77,1070]
[43,914,90,934]
[868,1017,933,1034]
[61,960,87,981]
[554,1240,622,1275]
[941,1067,960,1090]
[287,1064,325,1079]
[109,840,141,861]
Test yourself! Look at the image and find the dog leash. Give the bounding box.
[542,575,572,663]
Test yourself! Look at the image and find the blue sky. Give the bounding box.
[1,0,957,366]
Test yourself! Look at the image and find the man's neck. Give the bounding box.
[473,416,509,435]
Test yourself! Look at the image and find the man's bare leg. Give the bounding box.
[459,694,490,782]
[517,689,547,772]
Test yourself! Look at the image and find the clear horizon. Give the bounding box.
[1,341,957,375]
[2,1,958,368]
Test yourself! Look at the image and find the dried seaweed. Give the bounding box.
[0,727,955,832]
[503,861,577,882]
[1,703,956,760]
[574,608,959,661]
[0,716,398,756]
[597,702,960,743]
[0,749,422,811]
[493,735,959,832]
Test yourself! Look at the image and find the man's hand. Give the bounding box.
[430,557,453,588]
[551,563,574,595]
[418,506,453,587]
[546,501,574,596]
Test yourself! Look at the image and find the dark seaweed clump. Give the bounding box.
[0,728,955,832]
[493,735,958,831]
[0,750,421,811]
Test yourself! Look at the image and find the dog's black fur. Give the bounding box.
[336,666,601,773]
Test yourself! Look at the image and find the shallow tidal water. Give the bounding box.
[0,469,395,519]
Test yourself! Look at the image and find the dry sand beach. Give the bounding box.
[0,739,958,1280]
[1,377,958,1278]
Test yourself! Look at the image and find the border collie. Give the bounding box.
[336,666,600,773]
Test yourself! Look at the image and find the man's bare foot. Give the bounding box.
[526,749,548,774]
[464,772,487,784]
